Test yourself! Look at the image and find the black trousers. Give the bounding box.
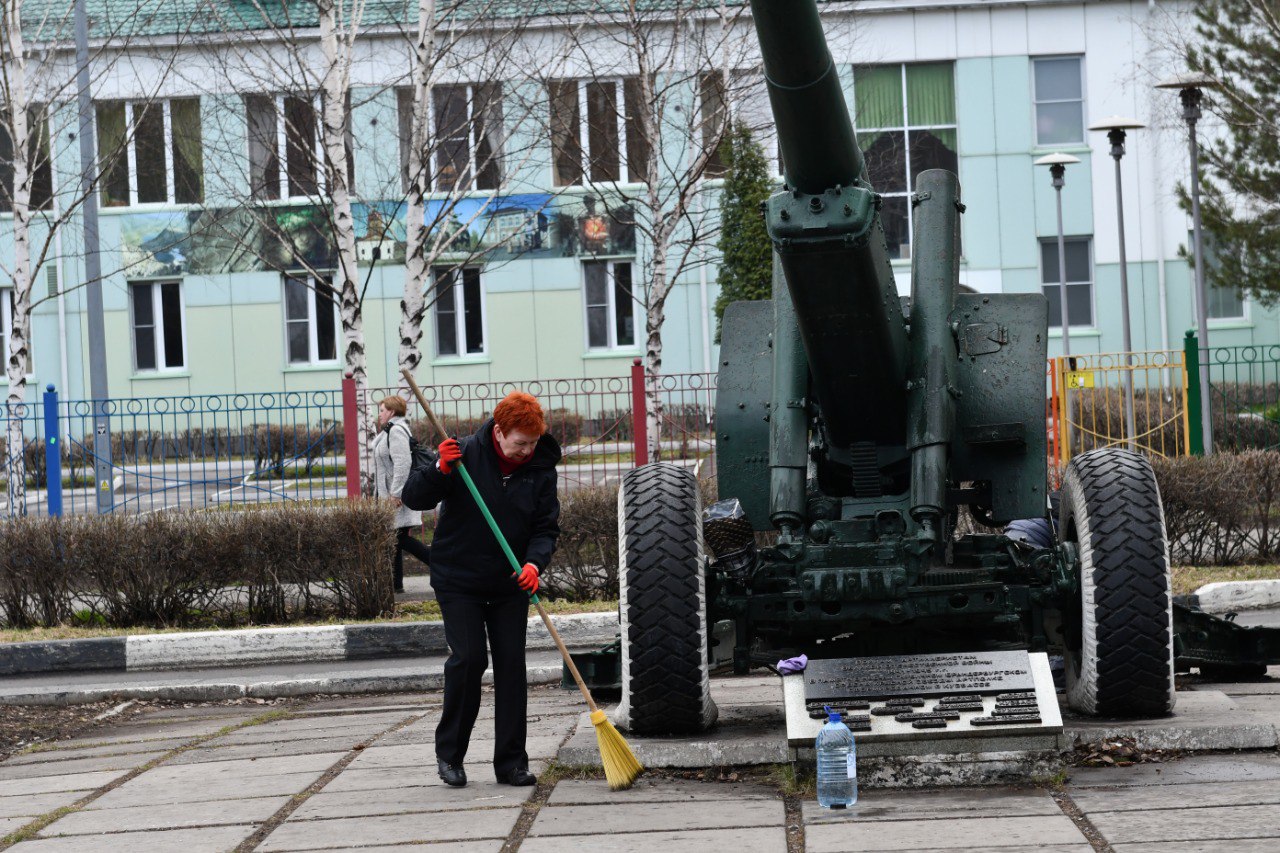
[435,589,529,776]
[393,527,431,590]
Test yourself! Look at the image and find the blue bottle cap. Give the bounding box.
[823,704,841,723]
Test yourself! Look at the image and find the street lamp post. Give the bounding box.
[1034,153,1082,356]
[1158,73,1219,456]
[1089,116,1146,452]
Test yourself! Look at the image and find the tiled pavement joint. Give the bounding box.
[782,793,806,853]
[1050,788,1115,853]
[233,709,429,852]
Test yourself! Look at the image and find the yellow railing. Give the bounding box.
[1051,350,1191,465]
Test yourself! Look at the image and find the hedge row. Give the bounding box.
[1153,450,1280,566]
[0,502,395,629]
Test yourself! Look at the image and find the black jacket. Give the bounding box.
[402,418,561,596]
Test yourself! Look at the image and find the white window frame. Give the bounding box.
[1032,56,1085,147]
[852,63,957,260]
[129,280,187,373]
[283,274,340,366]
[103,99,200,206]
[430,83,502,193]
[582,259,638,351]
[250,94,326,201]
[432,266,488,359]
[1040,236,1095,330]
[551,78,638,187]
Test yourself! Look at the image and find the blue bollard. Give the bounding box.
[43,384,62,517]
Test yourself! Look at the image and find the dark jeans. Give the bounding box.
[393,526,431,591]
[435,589,529,776]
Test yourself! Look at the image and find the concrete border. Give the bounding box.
[1196,580,1280,613]
[0,612,617,677]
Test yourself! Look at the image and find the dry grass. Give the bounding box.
[0,598,617,644]
[1172,564,1280,597]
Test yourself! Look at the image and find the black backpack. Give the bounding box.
[394,422,435,471]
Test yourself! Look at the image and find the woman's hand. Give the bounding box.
[516,563,539,594]
[437,438,462,474]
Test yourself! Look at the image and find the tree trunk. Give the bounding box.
[399,0,437,388]
[645,242,670,463]
[318,0,372,493]
[4,2,32,515]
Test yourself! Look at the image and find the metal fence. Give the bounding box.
[1050,350,1190,465]
[3,387,347,518]
[1200,343,1280,453]
[365,363,717,493]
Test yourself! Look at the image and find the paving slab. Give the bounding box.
[0,816,30,835]
[1111,842,1280,853]
[520,827,787,852]
[547,777,776,805]
[1086,803,1280,845]
[344,736,565,771]
[88,769,323,808]
[1063,690,1279,751]
[803,814,1086,851]
[208,715,411,743]
[4,737,195,763]
[5,825,254,852]
[320,759,549,793]
[165,735,368,765]
[257,807,523,850]
[41,794,290,836]
[1069,779,1280,813]
[0,792,87,820]
[527,798,782,836]
[1067,754,1280,787]
[289,784,532,820]
[0,771,122,798]
[560,705,788,768]
[0,753,155,781]
[800,787,1061,823]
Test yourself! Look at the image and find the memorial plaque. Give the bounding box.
[912,718,948,729]
[970,714,1041,726]
[804,651,1035,703]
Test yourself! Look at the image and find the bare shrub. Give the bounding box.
[0,517,74,627]
[545,484,619,601]
[1153,450,1280,565]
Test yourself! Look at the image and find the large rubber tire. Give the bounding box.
[613,463,718,734]
[1060,448,1176,717]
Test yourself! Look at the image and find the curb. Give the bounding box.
[1195,579,1280,613]
[0,613,618,677]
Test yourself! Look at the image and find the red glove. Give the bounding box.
[516,563,539,594]
[437,438,462,474]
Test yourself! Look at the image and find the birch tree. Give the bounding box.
[549,0,755,460]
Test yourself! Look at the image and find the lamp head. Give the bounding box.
[1156,73,1218,123]
[1089,116,1145,159]
[1034,152,1080,188]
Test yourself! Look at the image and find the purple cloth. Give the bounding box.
[777,654,808,675]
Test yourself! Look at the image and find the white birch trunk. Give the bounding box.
[399,0,436,387]
[318,0,373,493]
[4,0,32,515]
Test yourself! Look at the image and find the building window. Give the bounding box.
[1033,57,1084,146]
[0,110,54,212]
[1040,237,1094,329]
[96,99,203,206]
[398,85,504,194]
[1199,234,1246,321]
[583,260,635,350]
[130,281,185,371]
[853,63,957,260]
[549,79,650,186]
[284,274,339,365]
[432,267,485,357]
[246,94,351,201]
[700,71,729,178]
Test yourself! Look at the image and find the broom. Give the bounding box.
[400,369,642,790]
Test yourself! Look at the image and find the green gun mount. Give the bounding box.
[609,0,1274,737]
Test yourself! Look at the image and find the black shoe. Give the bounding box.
[498,768,537,787]
[437,760,466,787]
[394,585,405,594]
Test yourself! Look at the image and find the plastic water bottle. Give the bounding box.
[815,705,857,808]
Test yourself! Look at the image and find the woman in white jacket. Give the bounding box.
[372,395,430,593]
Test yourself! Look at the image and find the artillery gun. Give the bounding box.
[611,0,1181,734]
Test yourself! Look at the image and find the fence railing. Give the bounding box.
[1198,341,1280,453]
[3,364,718,519]
[1050,350,1191,465]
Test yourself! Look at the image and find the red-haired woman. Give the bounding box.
[402,391,561,789]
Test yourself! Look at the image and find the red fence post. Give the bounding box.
[630,358,649,467]
[342,373,361,499]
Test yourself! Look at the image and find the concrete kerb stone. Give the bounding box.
[1195,579,1280,612]
[0,612,618,677]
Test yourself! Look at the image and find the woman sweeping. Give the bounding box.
[372,395,431,594]
[402,391,560,787]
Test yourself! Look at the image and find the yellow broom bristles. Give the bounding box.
[590,709,642,790]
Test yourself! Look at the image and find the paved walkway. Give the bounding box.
[2,673,1280,852]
